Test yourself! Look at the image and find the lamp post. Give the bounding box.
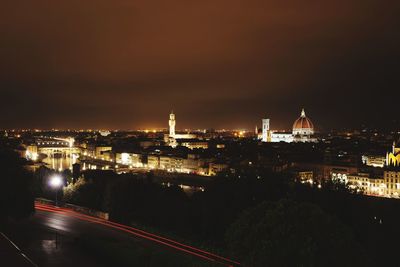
[50,175,63,206]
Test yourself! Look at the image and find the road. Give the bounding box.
[0,232,37,267]
[33,203,240,267]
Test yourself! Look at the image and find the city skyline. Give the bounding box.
[0,107,397,132]
[3,108,317,132]
[1,0,399,130]
[2,2,400,267]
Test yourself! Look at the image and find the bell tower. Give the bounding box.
[262,119,270,142]
[169,111,176,137]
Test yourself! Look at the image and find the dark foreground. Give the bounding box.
[2,203,237,267]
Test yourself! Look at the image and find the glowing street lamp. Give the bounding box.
[49,175,63,206]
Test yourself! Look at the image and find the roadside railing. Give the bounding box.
[35,198,109,220]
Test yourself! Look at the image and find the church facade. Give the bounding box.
[386,142,400,167]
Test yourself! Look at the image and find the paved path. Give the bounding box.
[5,203,239,266]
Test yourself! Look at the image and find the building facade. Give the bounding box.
[347,171,400,198]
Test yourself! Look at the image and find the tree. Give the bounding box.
[0,148,34,222]
[63,177,87,203]
[226,199,369,267]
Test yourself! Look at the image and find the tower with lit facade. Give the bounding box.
[165,111,197,147]
[169,111,176,138]
[262,119,270,142]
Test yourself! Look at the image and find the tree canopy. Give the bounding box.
[0,147,34,222]
[226,199,369,267]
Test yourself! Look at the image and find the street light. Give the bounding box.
[50,175,63,206]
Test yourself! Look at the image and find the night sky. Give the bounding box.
[1,0,399,130]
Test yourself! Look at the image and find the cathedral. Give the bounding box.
[259,108,317,143]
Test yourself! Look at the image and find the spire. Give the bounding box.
[301,108,306,117]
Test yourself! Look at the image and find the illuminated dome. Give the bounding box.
[292,108,314,136]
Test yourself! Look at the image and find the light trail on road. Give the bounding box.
[35,202,240,267]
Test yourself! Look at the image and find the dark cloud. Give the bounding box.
[1,0,399,130]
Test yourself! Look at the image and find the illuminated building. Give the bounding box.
[347,170,400,198]
[347,173,385,196]
[384,171,400,197]
[259,118,293,142]
[209,162,229,176]
[331,172,348,184]
[386,141,400,167]
[99,130,111,137]
[174,133,198,139]
[289,168,314,184]
[165,111,197,147]
[95,146,112,159]
[362,155,386,168]
[292,108,314,136]
[160,156,184,172]
[133,151,221,176]
[334,142,400,198]
[182,154,207,174]
[147,155,160,169]
[360,142,399,168]
[180,141,209,150]
[25,145,39,161]
[271,132,294,143]
[116,153,143,167]
[261,119,271,142]
[83,145,112,160]
[169,111,176,138]
[293,161,358,182]
[296,171,314,184]
[291,108,317,142]
[258,108,316,143]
